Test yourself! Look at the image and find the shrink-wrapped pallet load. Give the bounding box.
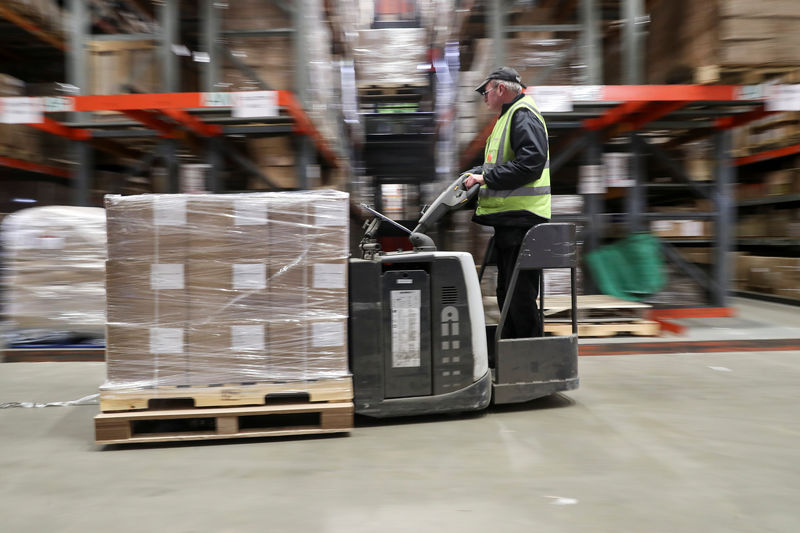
[102,190,350,390]
[1,206,107,341]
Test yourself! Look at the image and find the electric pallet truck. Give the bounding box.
[349,174,579,417]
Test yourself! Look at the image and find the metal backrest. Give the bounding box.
[497,222,578,342]
[516,223,577,271]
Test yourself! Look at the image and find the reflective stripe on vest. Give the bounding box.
[476,94,551,219]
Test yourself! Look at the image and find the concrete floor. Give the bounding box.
[1,299,799,532]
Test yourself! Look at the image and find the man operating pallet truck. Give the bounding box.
[464,66,550,340]
[349,67,578,418]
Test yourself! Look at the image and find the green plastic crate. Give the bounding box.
[585,233,666,301]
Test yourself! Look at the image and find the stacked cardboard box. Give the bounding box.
[742,256,800,300]
[222,0,342,186]
[1,206,107,337]
[103,191,350,389]
[647,0,800,84]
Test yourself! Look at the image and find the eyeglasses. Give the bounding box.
[481,85,497,97]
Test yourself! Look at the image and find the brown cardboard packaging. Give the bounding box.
[105,260,188,326]
[105,324,188,387]
[186,260,270,323]
[105,195,188,262]
[186,321,269,386]
[187,195,270,261]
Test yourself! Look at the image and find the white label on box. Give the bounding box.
[390,290,421,368]
[604,153,634,188]
[0,97,43,124]
[579,165,605,194]
[682,221,702,237]
[232,91,278,118]
[529,86,573,113]
[315,203,347,226]
[151,264,185,290]
[43,96,74,113]
[313,263,346,289]
[234,198,268,225]
[233,263,266,289]
[153,196,187,226]
[311,321,345,347]
[766,85,800,111]
[231,325,265,352]
[150,327,184,354]
[651,221,672,233]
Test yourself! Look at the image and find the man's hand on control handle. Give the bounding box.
[464,173,484,189]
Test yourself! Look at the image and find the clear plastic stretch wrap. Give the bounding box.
[354,28,429,86]
[1,206,107,338]
[102,190,351,390]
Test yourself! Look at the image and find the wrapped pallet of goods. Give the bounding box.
[1,206,107,344]
[95,191,354,444]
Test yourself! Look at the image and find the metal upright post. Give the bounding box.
[622,0,645,84]
[584,131,603,252]
[159,2,180,192]
[712,131,734,307]
[580,0,602,84]
[490,0,506,67]
[626,133,645,232]
[159,1,179,92]
[68,0,90,206]
[201,0,221,93]
[293,0,311,189]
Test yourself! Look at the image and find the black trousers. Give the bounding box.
[493,226,543,339]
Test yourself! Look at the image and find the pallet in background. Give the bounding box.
[545,320,661,338]
[99,377,353,412]
[94,401,354,445]
[544,294,651,322]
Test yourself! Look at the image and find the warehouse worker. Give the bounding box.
[463,67,550,338]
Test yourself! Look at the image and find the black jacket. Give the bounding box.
[471,93,549,228]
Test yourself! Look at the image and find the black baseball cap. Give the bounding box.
[475,66,527,94]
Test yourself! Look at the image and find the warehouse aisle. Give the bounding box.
[1,344,799,532]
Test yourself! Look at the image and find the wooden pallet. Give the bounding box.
[544,294,651,321]
[545,320,661,338]
[94,401,354,445]
[99,377,353,412]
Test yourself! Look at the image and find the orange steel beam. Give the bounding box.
[628,101,687,131]
[735,143,800,166]
[647,307,736,320]
[715,104,775,130]
[600,85,743,102]
[72,93,203,112]
[28,117,91,141]
[160,108,222,137]
[584,100,650,131]
[277,91,339,167]
[121,109,178,138]
[0,156,71,178]
[0,5,66,51]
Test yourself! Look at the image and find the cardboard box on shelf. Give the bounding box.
[651,220,712,238]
